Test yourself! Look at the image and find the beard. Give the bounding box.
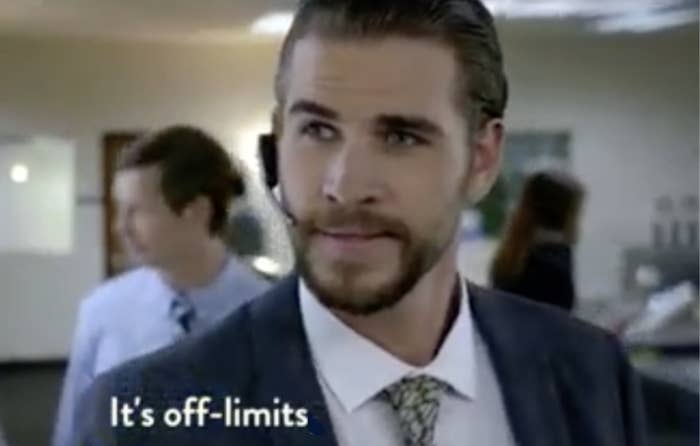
[290,204,460,316]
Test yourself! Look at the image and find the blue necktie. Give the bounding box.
[170,294,195,334]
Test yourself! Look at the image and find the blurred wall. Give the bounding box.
[0,25,697,360]
[0,36,286,360]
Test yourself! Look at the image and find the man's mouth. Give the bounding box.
[317,227,394,240]
[312,226,401,259]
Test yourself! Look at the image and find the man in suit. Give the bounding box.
[74,1,647,445]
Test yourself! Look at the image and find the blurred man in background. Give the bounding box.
[53,125,270,446]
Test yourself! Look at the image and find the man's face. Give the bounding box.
[113,166,200,269]
[277,36,502,315]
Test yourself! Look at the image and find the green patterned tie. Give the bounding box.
[383,375,448,446]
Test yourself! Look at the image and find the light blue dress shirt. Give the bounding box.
[52,256,270,446]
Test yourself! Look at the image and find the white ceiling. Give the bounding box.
[0,0,297,43]
[0,0,696,43]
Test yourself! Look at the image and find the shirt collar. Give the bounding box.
[155,257,239,317]
[299,276,477,413]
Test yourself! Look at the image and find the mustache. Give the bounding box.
[297,207,410,238]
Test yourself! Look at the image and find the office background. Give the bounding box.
[0,1,697,445]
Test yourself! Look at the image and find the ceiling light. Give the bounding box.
[251,12,294,36]
[10,163,29,183]
[593,9,699,33]
[483,0,690,19]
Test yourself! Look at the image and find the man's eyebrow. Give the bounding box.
[375,114,444,136]
[288,100,340,120]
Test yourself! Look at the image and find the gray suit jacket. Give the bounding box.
[74,275,647,446]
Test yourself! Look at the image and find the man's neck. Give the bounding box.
[160,238,229,292]
[333,240,461,368]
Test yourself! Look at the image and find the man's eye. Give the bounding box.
[300,122,338,142]
[385,131,425,147]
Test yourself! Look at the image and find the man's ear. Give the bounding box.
[182,196,212,230]
[272,107,283,138]
[464,118,505,205]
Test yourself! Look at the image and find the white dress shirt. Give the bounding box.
[299,278,516,446]
[52,257,270,446]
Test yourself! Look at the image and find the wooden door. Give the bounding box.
[102,131,145,278]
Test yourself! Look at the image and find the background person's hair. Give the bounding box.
[274,0,509,132]
[490,170,585,287]
[117,125,245,235]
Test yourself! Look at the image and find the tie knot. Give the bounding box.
[384,375,448,408]
[383,375,448,446]
[170,295,195,333]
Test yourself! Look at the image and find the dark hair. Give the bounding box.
[490,171,585,286]
[275,0,508,129]
[117,125,245,235]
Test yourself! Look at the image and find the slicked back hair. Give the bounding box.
[275,0,509,133]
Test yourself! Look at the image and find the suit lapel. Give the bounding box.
[469,283,571,446]
[242,276,573,446]
[246,275,339,446]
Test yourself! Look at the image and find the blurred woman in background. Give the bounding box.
[490,170,585,312]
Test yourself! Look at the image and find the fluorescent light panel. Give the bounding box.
[594,9,699,32]
[250,1,697,36]
[10,164,29,183]
[251,11,293,36]
[484,0,689,18]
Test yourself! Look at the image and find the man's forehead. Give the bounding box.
[115,165,161,192]
[284,35,458,117]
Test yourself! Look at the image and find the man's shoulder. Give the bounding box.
[470,283,618,358]
[75,301,265,445]
[470,285,647,446]
[91,276,296,395]
[80,268,155,314]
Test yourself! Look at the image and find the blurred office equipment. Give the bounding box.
[625,282,698,345]
[624,282,699,390]
[579,192,700,445]
[623,195,699,300]
[616,195,699,397]
[623,282,700,445]
[577,282,700,445]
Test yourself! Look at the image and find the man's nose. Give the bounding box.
[322,141,385,207]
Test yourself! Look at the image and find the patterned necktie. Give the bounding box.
[383,375,448,446]
[170,294,195,334]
